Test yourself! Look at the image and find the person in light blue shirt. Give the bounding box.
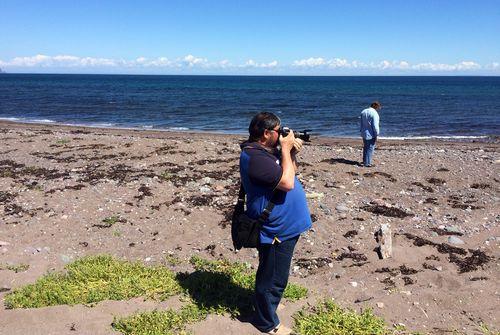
[360,101,381,167]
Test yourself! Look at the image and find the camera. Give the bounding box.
[279,127,311,142]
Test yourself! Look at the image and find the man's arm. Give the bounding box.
[276,131,296,192]
[372,111,380,138]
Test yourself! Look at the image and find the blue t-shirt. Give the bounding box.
[239,142,312,244]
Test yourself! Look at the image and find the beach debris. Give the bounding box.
[447,194,484,210]
[343,230,358,239]
[362,203,413,218]
[411,182,434,193]
[403,233,492,272]
[449,250,492,273]
[363,171,397,182]
[134,185,153,200]
[335,249,368,263]
[376,224,393,259]
[422,263,442,271]
[354,295,373,303]
[427,177,446,186]
[470,183,491,189]
[430,226,463,236]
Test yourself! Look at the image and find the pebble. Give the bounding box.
[319,203,332,215]
[24,247,39,254]
[199,186,211,193]
[349,281,358,287]
[60,254,72,263]
[377,302,385,308]
[335,204,349,212]
[306,192,324,199]
[448,236,465,245]
[0,241,10,247]
[445,226,463,234]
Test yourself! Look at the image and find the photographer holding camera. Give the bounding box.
[239,112,312,334]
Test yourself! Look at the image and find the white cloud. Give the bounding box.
[0,54,495,74]
[182,54,209,67]
[292,57,327,67]
[242,59,278,68]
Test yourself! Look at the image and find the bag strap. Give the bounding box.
[238,183,278,227]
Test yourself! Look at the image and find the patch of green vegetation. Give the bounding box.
[165,254,183,266]
[0,263,30,273]
[112,304,206,335]
[478,323,500,335]
[56,139,70,145]
[180,256,307,316]
[102,215,121,226]
[293,300,389,335]
[4,255,181,309]
[160,171,173,181]
[113,229,122,237]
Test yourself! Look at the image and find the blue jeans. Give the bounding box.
[253,235,299,332]
[362,138,376,166]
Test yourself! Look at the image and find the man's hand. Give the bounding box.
[292,138,304,154]
[279,130,295,153]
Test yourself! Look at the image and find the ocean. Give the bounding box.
[0,74,499,139]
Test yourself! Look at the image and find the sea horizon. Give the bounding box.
[1,74,499,139]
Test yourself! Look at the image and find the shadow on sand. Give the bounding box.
[176,270,255,318]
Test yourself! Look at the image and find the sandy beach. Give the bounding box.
[0,121,498,335]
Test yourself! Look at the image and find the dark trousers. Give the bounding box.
[362,138,377,166]
[253,235,299,332]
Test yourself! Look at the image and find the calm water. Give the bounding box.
[0,74,499,138]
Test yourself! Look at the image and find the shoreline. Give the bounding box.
[1,120,498,145]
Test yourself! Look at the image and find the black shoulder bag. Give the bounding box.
[231,184,277,250]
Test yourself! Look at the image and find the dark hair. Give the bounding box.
[371,101,381,109]
[248,112,281,142]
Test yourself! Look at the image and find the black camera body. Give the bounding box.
[279,127,311,142]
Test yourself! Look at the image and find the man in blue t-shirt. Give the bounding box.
[239,112,312,335]
[360,101,382,167]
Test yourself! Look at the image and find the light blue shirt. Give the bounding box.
[360,107,380,140]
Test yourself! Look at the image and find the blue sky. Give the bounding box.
[1,0,499,75]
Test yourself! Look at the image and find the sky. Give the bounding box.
[1,0,499,75]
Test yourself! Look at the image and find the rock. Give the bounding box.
[349,281,358,287]
[444,225,463,234]
[24,247,38,254]
[199,186,211,193]
[0,241,10,246]
[335,204,349,212]
[319,203,332,215]
[306,192,324,199]
[202,177,212,185]
[377,224,393,259]
[60,254,72,263]
[377,302,385,308]
[324,181,337,188]
[448,236,465,245]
